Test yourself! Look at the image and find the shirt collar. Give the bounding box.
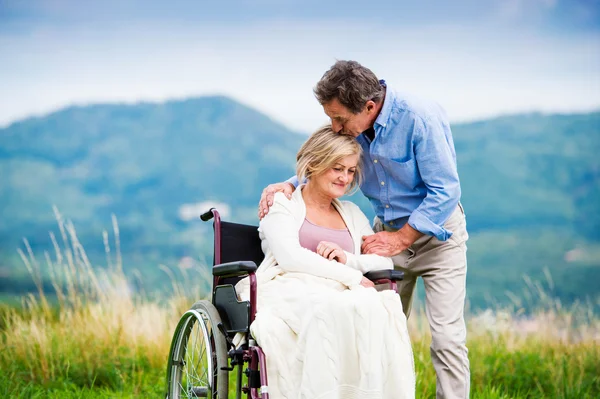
[375,79,393,128]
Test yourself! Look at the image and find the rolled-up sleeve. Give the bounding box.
[286,175,300,187]
[407,116,461,241]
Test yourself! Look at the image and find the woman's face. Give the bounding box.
[312,154,359,199]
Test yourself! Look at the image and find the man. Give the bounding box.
[259,60,469,399]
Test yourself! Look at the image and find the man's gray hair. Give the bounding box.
[314,60,385,114]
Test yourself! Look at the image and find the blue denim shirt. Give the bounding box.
[357,81,461,241]
[289,81,461,241]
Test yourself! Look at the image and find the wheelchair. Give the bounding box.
[165,208,405,399]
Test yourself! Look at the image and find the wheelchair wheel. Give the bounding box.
[166,300,229,398]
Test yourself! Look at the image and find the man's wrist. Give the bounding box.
[397,224,423,247]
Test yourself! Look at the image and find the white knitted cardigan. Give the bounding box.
[251,186,393,287]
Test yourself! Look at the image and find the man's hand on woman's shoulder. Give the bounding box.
[259,182,295,219]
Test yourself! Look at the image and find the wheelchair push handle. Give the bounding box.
[200,208,218,221]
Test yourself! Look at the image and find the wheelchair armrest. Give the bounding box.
[213,261,258,278]
[364,269,404,281]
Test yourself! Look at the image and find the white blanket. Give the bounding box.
[249,272,415,399]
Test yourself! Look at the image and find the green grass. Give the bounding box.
[1,216,598,398]
[1,298,598,399]
[0,368,164,398]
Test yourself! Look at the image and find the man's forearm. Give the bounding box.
[397,223,424,248]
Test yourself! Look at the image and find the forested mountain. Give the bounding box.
[1,97,598,309]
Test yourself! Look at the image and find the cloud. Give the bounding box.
[498,0,558,18]
[0,15,598,132]
[179,201,230,222]
[495,0,599,29]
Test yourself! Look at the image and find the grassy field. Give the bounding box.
[2,293,598,399]
[1,219,599,398]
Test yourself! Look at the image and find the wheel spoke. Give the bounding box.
[167,301,227,399]
[180,313,211,396]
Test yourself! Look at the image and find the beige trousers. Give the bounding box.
[374,204,470,399]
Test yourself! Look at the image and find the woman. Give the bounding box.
[237,125,415,399]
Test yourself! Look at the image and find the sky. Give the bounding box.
[0,0,598,133]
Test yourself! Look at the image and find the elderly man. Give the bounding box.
[259,60,469,399]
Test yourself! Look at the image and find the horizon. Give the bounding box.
[1,93,599,135]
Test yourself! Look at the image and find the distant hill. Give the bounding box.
[0,98,598,310]
[454,112,600,308]
[0,96,304,252]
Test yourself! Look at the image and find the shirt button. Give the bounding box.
[385,204,390,208]
[380,181,385,186]
[373,159,378,163]
[383,123,387,127]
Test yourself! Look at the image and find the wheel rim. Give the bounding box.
[170,309,217,398]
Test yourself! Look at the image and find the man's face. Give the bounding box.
[323,98,375,138]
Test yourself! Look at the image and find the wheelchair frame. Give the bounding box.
[165,207,404,399]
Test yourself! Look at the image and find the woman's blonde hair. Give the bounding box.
[296,124,363,194]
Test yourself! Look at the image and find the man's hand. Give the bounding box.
[316,241,347,264]
[258,182,295,219]
[361,224,424,257]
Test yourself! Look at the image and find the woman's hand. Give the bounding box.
[316,241,347,264]
[359,276,375,288]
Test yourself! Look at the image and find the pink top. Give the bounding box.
[299,218,355,255]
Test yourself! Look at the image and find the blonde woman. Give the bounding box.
[237,125,415,399]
